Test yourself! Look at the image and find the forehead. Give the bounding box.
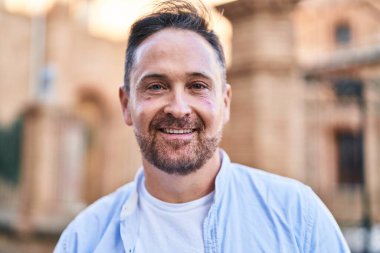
[131,28,222,82]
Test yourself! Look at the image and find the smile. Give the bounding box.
[161,129,195,134]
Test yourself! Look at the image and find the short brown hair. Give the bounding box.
[123,0,226,93]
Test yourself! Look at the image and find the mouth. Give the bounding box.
[159,128,196,134]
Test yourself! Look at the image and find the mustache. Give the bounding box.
[150,113,204,130]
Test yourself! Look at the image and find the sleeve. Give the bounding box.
[303,188,351,253]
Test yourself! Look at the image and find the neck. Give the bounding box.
[142,149,221,203]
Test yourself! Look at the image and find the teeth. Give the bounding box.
[163,129,193,134]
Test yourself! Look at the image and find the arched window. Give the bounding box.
[76,90,109,204]
[57,87,110,206]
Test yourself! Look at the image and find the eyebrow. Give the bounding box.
[138,73,168,83]
[187,72,213,82]
[137,71,213,85]
[135,73,167,90]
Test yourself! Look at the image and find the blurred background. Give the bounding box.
[0,0,379,252]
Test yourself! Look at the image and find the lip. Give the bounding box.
[161,128,195,134]
[158,128,195,141]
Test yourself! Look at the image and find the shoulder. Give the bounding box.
[225,162,314,233]
[228,162,311,201]
[54,182,135,253]
[226,163,349,252]
[218,151,311,206]
[227,163,312,238]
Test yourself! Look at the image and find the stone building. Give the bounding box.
[0,0,380,251]
[306,0,379,217]
[220,0,380,232]
[293,0,380,250]
[220,0,380,250]
[0,2,141,235]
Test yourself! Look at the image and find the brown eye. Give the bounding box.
[191,82,207,90]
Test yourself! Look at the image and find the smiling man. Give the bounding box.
[126,27,228,181]
[54,1,350,252]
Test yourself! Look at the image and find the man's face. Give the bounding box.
[120,28,231,175]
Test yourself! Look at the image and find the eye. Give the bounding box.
[147,83,165,91]
[190,82,208,90]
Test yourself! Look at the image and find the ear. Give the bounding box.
[119,86,133,126]
[223,84,232,124]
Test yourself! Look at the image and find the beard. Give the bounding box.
[135,113,222,175]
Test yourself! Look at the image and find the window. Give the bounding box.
[335,23,351,45]
[333,79,363,103]
[336,131,364,185]
[0,116,23,185]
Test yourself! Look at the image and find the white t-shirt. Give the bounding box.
[134,179,214,253]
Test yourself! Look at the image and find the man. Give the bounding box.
[55,1,350,252]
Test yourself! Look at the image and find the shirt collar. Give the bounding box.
[120,167,144,221]
[119,149,232,220]
[214,149,232,204]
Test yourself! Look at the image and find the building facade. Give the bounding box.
[0,3,142,235]
[293,1,380,251]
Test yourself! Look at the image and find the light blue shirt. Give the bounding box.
[54,150,350,253]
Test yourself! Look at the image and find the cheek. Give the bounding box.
[195,97,221,129]
[132,100,161,131]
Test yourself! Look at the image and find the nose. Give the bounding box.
[163,90,191,118]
